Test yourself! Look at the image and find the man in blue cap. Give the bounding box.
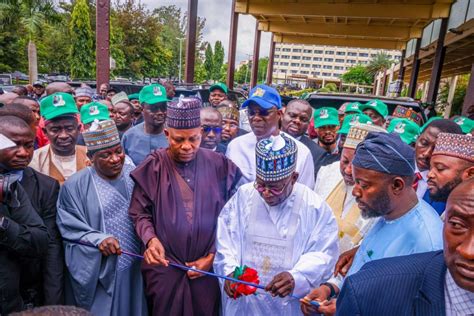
[215,134,338,315]
[226,84,315,188]
[301,132,443,315]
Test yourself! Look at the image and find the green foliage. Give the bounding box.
[324,83,338,92]
[437,75,469,116]
[257,57,268,84]
[366,52,393,76]
[204,43,214,80]
[213,41,225,81]
[235,63,249,84]
[341,64,373,85]
[69,0,95,79]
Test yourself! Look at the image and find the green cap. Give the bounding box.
[338,114,373,134]
[421,116,442,132]
[128,93,139,101]
[344,102,362,114]
[80,102,110,124]
[453,116,474,134]
[209,82,228,94]
[313,107,340,128]
[360,99,389,118]
[139,84,170,104]
[40,92,79,121]
[387,118,420,145]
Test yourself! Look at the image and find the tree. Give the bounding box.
[212,41,224,81]
[0,0,60,82]
[257,57,269,83]
[69,0,95,79]
[235,63,249,84]
[204,43,214,81]
[366,52,393,77]
[341,65,373,85]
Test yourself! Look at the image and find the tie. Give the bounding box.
[413,172,423,191]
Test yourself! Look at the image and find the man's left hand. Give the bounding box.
[265,271,295,297]
[185,253,215,280]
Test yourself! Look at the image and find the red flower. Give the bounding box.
[231,266,260,299]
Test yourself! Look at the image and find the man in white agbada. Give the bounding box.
[226,84,315,188]
[314,124,386,254]
[215,134,338,315]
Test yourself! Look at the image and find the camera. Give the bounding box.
[0,173,20,204]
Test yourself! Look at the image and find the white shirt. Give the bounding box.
[415,166,429,199]
[314,161,341,199]
[226,131,315,188]
[445,269,474,315]
[51,152,76,180]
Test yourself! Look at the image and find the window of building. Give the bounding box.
[348,52,357,56]
[335,59,344,63]
[301,71,309,74]
[324,58,334,62]
[290,63,300,67]
[274,62,278,66]
[336,51,346,56]
[303,49,312,53]
[333,73,341,78]
[274,55,280,59]
[282,48,291,52]
[359,53,369,57]
[323,65,333,69]
[312,71,321,76]
[347,59,356,63]
[293,48,302,53]
[334,66,343,70]
[370,54,377,58]
[313,57,323,61]
[291,70,298,74]
[275,48,281,52]
[302,56,312,60]
[313,64,321,69]
[314,50,323,54]
[280,62,289,66]
[325,50,335,55]
[280,69,287,73]
[281,55,290,59]
[302,63,311,68]
[322,72,331,76]
[291,55,301,60]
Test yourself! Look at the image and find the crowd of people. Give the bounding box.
[0,79,472,316]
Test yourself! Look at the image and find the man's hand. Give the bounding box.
[98,237,121,256]
[224,272,236,298]
[265,271,295,297]
[185,253,215,280]
[334,246,358,277]
[144,237,169,266]
[300,285,336,316]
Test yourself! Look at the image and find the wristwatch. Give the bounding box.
[320,282,338,300]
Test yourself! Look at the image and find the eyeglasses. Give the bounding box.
[247,108,277,118]
[202,125,223,134]
[253,179,290,196]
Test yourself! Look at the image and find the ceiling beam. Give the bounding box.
[273,34,406,50]
[259,21,423,39]
[235,2,452,20]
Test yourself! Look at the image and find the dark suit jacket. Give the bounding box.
[299,135,340,178]
[19,167,64,306]
[336,251,447,316]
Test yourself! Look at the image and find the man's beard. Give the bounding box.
[319,136,336,146]
[430,176,463,202]
[360,189,392,219]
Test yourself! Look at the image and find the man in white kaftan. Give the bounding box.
[215,134,338,315]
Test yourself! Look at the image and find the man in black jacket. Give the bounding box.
[281,99,339,179]
[0,114,62,310]
[0,116,49,314]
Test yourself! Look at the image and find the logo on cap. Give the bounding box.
[89,106,99,116]
[350,104,358,110]
[52,95,66,107]
[252,87,265,97]
[319,109,329,119]
[455,117,465,125]
[394,122,406,134]
[369,101,377,107]
[153,86,163,96]
[350,116,360,126]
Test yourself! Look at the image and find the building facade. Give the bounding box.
[272,43,401,87]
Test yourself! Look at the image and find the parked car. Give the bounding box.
[305,92,427,123]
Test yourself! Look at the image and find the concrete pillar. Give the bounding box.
[422,81,430,102]
[184,0,198,84]
[226,0,239,90]
[426,18,449,105]
[266,35,275,85]
[96,0,110,93]
[462,63,474,119]
[408,39,422,98]
[444,76,458,118]
[250,20,261,88]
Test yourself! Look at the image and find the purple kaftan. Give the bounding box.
[129,148,241,316]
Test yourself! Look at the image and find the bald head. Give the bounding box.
[0,92,19,106]
[200,107,222,122]
[46,82,73,95]
[443,177,474,292]
[0,115,32,136]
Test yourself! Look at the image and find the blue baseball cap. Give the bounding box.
[242,85,282,109]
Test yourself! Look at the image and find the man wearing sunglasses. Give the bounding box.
[226,84,315,188]
[121,84,169,166]
[200,107,226,153]
[215,134,339,315]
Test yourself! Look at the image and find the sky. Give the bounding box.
[143,0,272,64]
